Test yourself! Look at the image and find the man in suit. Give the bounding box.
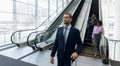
[50,13,82,66]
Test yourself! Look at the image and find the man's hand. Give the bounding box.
[50,57,54,64]
[71,52,78,60]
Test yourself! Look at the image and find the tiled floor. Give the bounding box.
[21,50,57,66]
[0,46,111,66]
[0,46,34,59]
[76,56,111,66]
[21,50,111,66]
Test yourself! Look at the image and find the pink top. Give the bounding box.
[92,25,104,38]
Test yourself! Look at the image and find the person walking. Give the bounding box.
[50,13,82,66]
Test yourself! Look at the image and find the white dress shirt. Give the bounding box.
[63,24,71,44]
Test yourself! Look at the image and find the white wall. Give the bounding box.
[100,0,120,61]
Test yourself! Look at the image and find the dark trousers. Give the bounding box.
[93,34,101,53]
[57,56,71,66]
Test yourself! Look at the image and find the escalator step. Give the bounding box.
[81,46,100,59]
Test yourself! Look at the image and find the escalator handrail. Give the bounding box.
[100,34,109,62]
[71,0,85,26]
[103,36,120,63]
[108,39,120,42]
[26,30,46,46]
[34,28,57,48]
[79,0,91,41]
[104,35,109,59]
[27,27,57,46]
[105,36,109,60]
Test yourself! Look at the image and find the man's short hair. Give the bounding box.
[64,13,72,18]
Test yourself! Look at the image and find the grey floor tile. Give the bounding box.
[21,50,57,66]
[0,46,34,59]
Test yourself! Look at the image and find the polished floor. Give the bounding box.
[0,46,111,66]
[21,50,111,66]
[0,46,34,59]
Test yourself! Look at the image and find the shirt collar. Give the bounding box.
[63,24,71,30]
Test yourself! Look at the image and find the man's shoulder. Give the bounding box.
[56,26,63,31]
[58,26,64,29]
[72,27,79,32]
[57,26,80,32]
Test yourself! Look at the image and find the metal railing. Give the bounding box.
[27,26,57,50]
[108,39,120,60]
[34,28,57,49]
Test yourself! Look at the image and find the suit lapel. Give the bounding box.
[60,27,65,43]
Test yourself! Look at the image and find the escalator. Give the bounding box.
[10,0,74,47]
[81,0,110,64]
[84,0,99,47]
[82,0,100,57]
[27,0,86,50]
[33,0,93,53]
[0,2,73,51]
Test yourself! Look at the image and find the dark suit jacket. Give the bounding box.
[51,26,82,59]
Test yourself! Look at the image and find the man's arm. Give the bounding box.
[75,29,83,55]
[71,29,82,60]
[50,29,59,57]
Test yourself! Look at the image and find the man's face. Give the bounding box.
[63,14,72,25]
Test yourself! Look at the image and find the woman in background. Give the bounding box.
[92,20,104,57]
